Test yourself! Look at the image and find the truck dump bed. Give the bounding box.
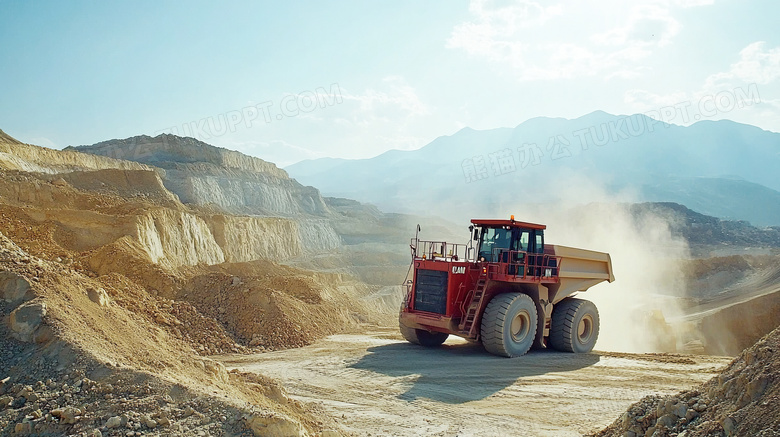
[548,244,615,304]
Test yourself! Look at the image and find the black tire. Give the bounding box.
[531,298,547,350]
[480,293,537,357]
[549,298,600,353]
[399,317,449,347]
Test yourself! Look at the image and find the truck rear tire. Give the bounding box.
[399,318,449,347]
[549,298,599,353]
[480,293,537,357]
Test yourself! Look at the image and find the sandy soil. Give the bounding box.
[217,328,731,437]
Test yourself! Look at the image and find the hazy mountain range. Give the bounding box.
[287,111,780,226]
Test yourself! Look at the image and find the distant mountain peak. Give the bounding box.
[286,111,780,226]
[583,109,612,118]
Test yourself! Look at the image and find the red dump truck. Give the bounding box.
[399,217,615,357]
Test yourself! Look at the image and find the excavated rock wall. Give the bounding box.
[71,134,287,177]
[0,140,150,174]
[71,135,330,217]
[208,216,340,263]
[168,167,329,216]
[0,139,343,271]
[135,209,226,269]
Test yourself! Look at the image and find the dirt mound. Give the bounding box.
[672,255,780,355]
[179,260,385,350]
[693,290,780,356]
[683,255,780,300]
[0,232,336,435]
[592,324,780,436]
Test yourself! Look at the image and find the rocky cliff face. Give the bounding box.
[4,132,411,294]
[0,137,340,272]
[208,215,340,263]
[0,132,150,174]
[69,135,329,216]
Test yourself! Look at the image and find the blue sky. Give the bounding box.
[1,0,779,166]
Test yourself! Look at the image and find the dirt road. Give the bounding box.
[217,328,731,436]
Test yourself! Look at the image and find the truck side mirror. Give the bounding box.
[473,228,479,241]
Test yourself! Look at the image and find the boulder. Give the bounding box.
[0,271,32,304]
[61,407,81,424]
[87,287,109,306]
[746,375,768,400]
[53,406,81,424]
[141,414,157,429]
[105,416,122,429]
[722,417,737,436]
[655,413,677,429]
[9,301,47,343]
[671,402,688,418]
[14,422,32,434]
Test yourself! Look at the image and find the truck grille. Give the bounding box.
[414,269,448,314]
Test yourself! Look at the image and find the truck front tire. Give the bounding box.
[549,298,600,353]
[399,318,449,347]
[481,293,538,357]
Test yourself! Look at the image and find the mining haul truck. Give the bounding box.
[399,217,615,357]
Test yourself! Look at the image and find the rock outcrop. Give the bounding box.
[70,134,330,217]
[0,133,150,175]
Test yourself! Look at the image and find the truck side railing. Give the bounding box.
[411,239,471,262]
[486,249,561,280]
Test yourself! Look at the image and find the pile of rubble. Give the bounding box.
[593,325,780,436]
[0,336,328,436]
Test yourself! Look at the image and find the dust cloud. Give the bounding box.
[491,175,691,353]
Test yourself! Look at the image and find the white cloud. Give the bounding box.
[623,42,780,132]
[447,0,709,81]
[705,41,780,87]
[201,77,442,166]
[624,89,690,108]
[256,77,447,164]
[341,76,430,121]
[592,5,680,47]
[325,78,436,154]
[671,0,714,7]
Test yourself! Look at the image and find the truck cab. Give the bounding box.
[477,222,543,263]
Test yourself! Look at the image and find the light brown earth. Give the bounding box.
[594,325,780,437]
[218,328,731,437]
[2,130,779,436]
[0,132,387,435]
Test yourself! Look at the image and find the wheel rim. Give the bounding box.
[577,314,594,344]
[510,310,531,343]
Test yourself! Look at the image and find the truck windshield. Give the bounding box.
[478,227,512,262]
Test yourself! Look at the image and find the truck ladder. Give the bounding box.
[459,273,488,337]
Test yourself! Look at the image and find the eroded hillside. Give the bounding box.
[0,131,391,436]
[69,134,455,302]
[69,135,329,216]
